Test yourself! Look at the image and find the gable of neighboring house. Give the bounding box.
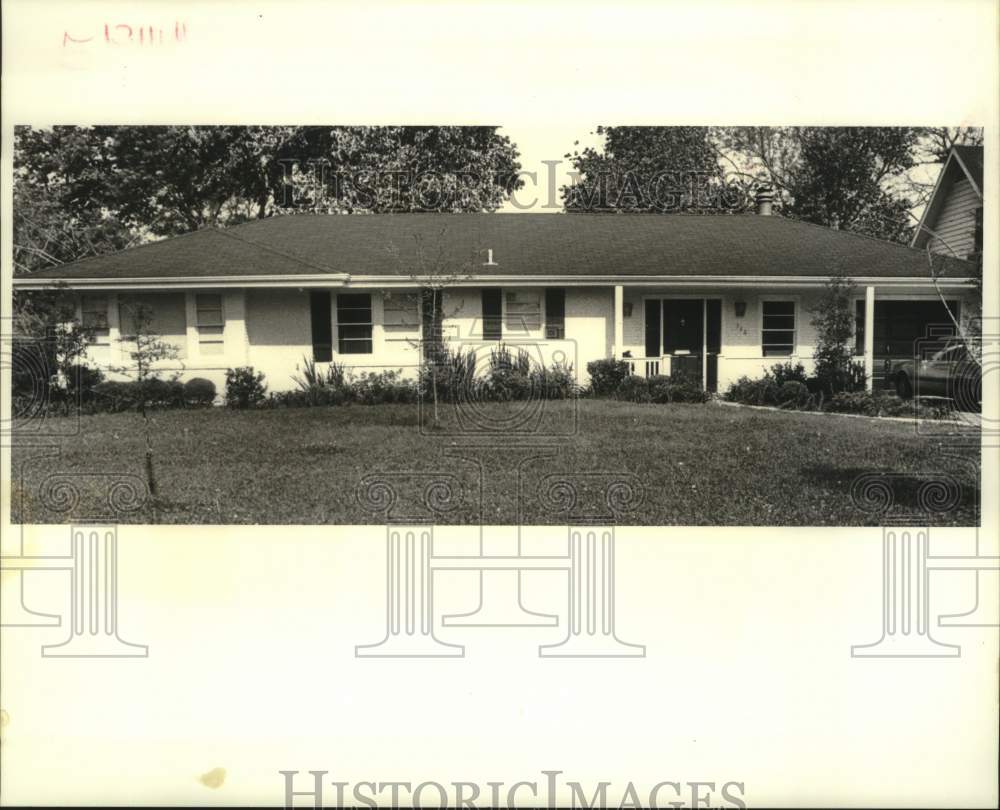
[911,145,984,260]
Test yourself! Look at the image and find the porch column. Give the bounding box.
[184,292,199,360]
[864,285,875,392]
[106,292,122,367]
[613,285,624,358]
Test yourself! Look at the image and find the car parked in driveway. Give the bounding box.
[891,339,982,409]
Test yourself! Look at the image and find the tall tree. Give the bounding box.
[12,125,522,279]
[561,126,750,213]
[13,125,524,253]
[715,126,922,242]
[13,127,137,275]
[781,127,919,242]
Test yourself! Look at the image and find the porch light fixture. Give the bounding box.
[734,300,747,317]
[623,302,633,317]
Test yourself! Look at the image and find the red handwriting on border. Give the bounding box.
[63,21,187,47]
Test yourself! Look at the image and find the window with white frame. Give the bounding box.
[196,294,225,355]
[81,294,110,341]
[336,293,373,354]
[761,300,795,356]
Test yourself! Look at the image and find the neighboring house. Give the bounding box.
[14,193,978,395]
[912,144,984,261]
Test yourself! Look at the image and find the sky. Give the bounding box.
[497,125,604,213]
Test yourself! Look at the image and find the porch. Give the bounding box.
[609,284,970,393]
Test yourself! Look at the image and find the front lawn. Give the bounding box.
[10,400,980,525]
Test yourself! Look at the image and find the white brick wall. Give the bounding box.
[75,284,979,394]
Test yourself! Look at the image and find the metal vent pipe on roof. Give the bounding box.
[755,186,774,216]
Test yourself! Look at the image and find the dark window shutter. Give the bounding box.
[545,288,566,339]
[644,299,660,358]
[482,288,502,341]
[310,291,332,362]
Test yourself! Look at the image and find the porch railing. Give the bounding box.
[626,356,670,378]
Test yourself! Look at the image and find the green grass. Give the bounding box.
[11,400,980,525]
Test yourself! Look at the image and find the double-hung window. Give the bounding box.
[337,293,373,354]
[761,300,795,356]
[196,294,225,355]
[81,294,110,342]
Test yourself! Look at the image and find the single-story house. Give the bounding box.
[14,196,978,395]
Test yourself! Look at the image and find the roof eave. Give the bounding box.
[11,273,978,290]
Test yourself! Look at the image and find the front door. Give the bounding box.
[649,298,723,391]
[663,299,703,383]
[662,299,704,355]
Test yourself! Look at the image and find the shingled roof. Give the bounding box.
[18,213,976,283]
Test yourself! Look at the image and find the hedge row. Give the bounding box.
[724,362,954,419]
[585,359,710,404]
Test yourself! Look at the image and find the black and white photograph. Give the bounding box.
[1,1,997,808]
[8,124,985,525]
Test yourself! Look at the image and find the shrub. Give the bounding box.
[775,380,811,408]
[769,361,809,387]
[825,391,881,416]
[48,363,106,412]
[646,375,673,404]
[141,378,185,408]
[420,347,477,403]
[616,375,652,403]
[667,380,711,404]
[88,378,182,412]
[587,359,631,396]
[530,360,577,400]
[484,345,533,402]
[93,380,139,412]
[352,370,419,405]
[811,276,865,395]
[725,375,775,406]
[183,377,217,407]
[824,391,937,418]
[263,391,297,408]
[226,366,268,409]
